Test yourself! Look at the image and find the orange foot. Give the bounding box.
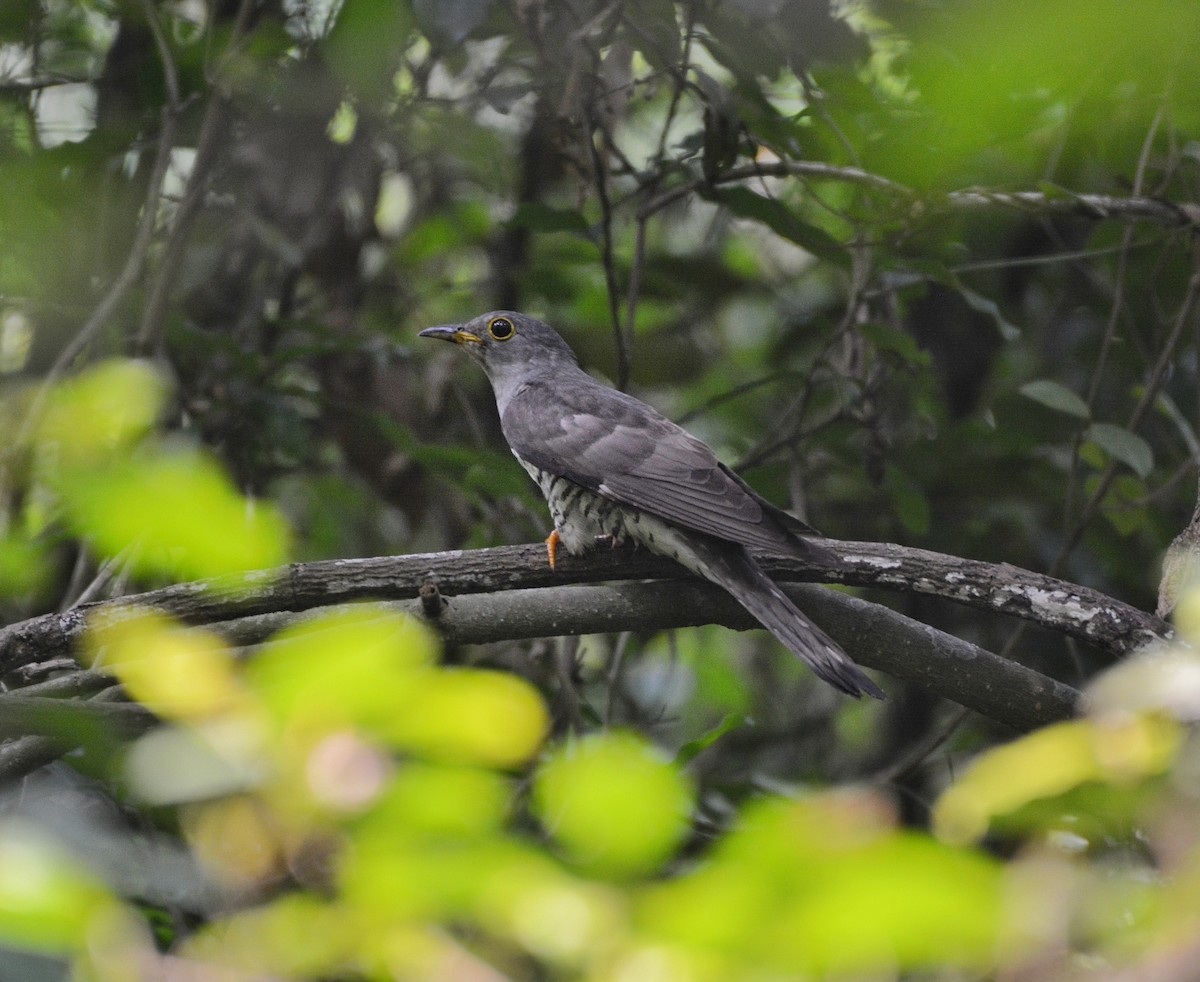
[545,529,561,570]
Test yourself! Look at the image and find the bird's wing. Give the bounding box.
[502,377,805,552]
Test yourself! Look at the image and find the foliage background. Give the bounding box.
[1,0,1200,979]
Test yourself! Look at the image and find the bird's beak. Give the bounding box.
[419,325,483,345]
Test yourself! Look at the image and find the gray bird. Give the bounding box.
[420,311,883,699]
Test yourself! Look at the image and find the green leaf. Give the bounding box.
[1085,422,1154,478]
[533,732,693,878]
[957,284,1021,341]
[707,187,845,265]
[61,449,291,581]
[1019,380,1090,419]
[676,713,748,766]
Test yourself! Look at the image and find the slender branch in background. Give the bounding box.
[638,158,1200,230]
[1056,255,1200,564]
[585,106,629,389]
[0,75,90,92]
[1056,107,1165,574]
[136,0,257,352]
[623,214,648,348]
[942,188,1200,227]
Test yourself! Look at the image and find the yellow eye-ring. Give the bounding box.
[488,316,515,341]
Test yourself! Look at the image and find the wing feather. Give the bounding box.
[502,376,810,553]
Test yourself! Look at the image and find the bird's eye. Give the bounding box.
[488,317,515,341]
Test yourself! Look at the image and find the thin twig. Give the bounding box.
[1057,254,1200,562]
[136,0,257,352]
[584,106,629,388]
[1056,107,1165,573]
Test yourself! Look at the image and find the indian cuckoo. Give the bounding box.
[420,311,883,699]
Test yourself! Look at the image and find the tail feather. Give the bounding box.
[681,535,884,699]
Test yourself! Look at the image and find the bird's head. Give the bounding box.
[419,311,580,388]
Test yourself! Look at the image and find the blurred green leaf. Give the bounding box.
[324,0,413,98]
[35,359,169,467]
[0,533,51,599]
[246,606,435,736]
[83,609,243,721]
[386,668,550,768]
[59,449,291,581]
[0,823,115,954]
[534,732,693,878]
[934,715,1182,845]
[1085,422,1154,478]
[707,187,845,265]
[958,284,1022,341]
[1019,379,1090,419]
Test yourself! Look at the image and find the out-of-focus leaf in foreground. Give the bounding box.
[534,731,694,879]
[60,448,291,582]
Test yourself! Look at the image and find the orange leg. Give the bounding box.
[545,529,561,570]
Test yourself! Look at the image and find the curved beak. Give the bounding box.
[419,325,483,345]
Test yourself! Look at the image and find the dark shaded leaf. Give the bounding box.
[708,187,845,264]
[1019,380,1090,420]
[1085,423,1154,478]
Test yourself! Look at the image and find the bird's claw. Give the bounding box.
[545,529,561,570]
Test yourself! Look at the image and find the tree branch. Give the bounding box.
[0,539,1159,727]
[638,159,1200,230]
[0,540,1162,670]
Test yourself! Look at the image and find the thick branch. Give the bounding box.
[0,540,1164,675]
[217,583,1078,731]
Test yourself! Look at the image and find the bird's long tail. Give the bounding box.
[678,534,884,699]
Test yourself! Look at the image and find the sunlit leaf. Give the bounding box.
[356,763,512,840]
[1088,645,1200,722]
[246,606,436,737]
[765,833,1005,975]
[83,609,244,721]
[61,449,291,581]
[181,894,354,978]
[0,821,115,953]
[124,722,265,805]
[533,732,693,878]
[387,669,549,768]
[933,715,1182,845]
[640,793,1005,974]
[35,359,168,467]
[182,796,284,891]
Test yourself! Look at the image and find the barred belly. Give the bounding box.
[516,455,700,569]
